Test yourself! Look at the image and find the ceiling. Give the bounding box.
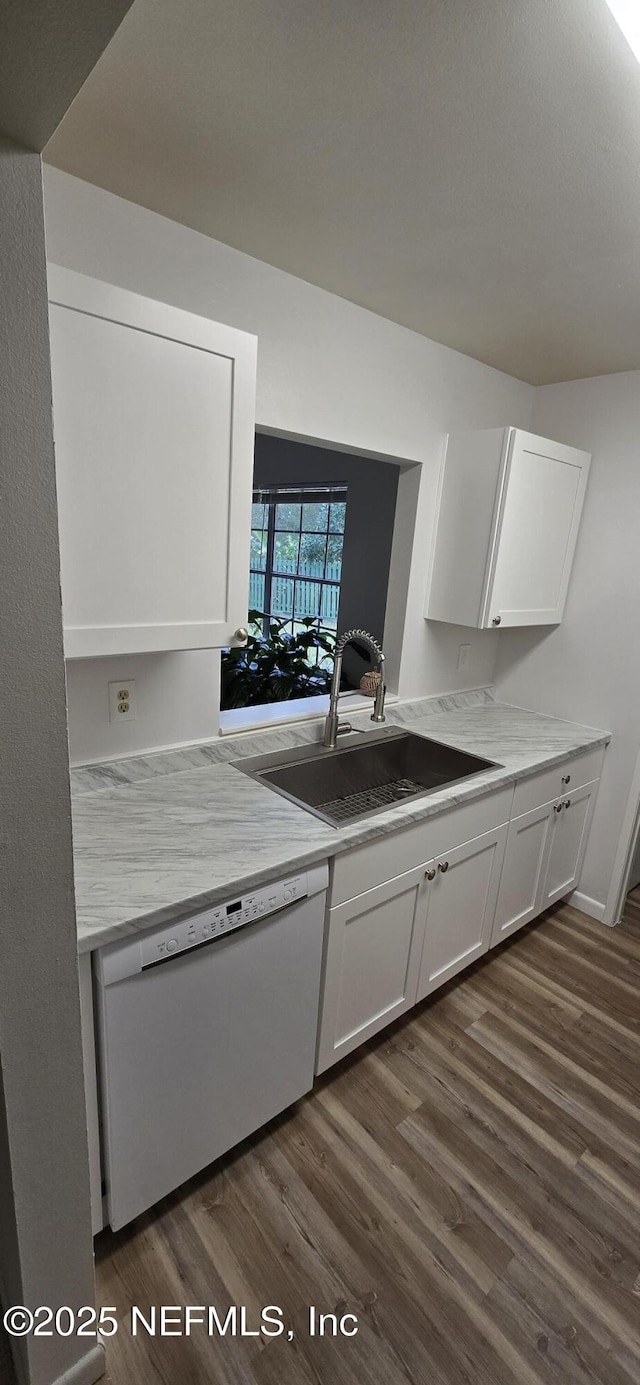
[0,0,132,151]
[45,0,640,385]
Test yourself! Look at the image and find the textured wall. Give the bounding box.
[0,137,100,1385]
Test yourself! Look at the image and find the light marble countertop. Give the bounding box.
[71,689,609,953]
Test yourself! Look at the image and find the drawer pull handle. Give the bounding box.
[438,860,449,873]
[562,774,571,785]
[425,868,436,881]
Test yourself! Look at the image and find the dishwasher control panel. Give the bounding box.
[138,874,307,968]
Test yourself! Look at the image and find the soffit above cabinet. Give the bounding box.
[48,267,257,658]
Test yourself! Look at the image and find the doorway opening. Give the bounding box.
[604,747,640,927]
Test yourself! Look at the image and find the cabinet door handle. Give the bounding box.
[438,860,449,873]
[565,798,571,809]
[554,803,563,814]
[562,774,571,785]
[492,616,502,626]
[425,867,436,881]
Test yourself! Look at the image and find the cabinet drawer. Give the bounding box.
[330,784,513,906]
[512,746,604,818]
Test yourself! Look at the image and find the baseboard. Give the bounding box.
[53,1344,105,1385]
[568,889,606,922]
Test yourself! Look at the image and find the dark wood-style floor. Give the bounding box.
[96,894,640,1385]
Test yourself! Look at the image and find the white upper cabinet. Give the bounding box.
[426,427,591,629]
[48,267,257,658]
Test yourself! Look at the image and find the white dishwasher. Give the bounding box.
[95,863,328,1230]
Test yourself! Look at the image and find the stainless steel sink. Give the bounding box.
[234,726,499,827]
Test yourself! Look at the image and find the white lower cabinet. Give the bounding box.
[316,866,428,1074]
[491,801,556,946]
[416,824,508,1001]
[318,756,604,1072]
[540,780,598,910]
[492,779,599,945]
[317,822,509,1072]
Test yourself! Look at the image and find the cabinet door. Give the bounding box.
[540,781,598,909]
[416,825,508,1002]
[316,866,428,1074]
[491,801,555,947]
[483,429,590,628]
[48,266,257,658]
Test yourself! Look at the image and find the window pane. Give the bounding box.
[249,572,265,611]
[271,576,294,618]
[329,501,346,534]
[273,531,299,573]
[252,501,267,528]
[321,583,340,626]
[299,532,326,576]
[294,579,322,619]
[291,617,318,638]
[326,532,344,576]
[251,529,267,569]
[275,502,301,531]
[302,501,329,532]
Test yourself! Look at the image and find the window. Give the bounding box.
[249,484,347,643]
[221,439,401,723]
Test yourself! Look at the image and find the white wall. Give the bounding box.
[0,138,100,1385]
[66,650,221,764]
[43,167,533,763]
[495,369,640,911]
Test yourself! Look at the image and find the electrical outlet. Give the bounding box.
[108,680,136,723]
[457,643,471,671]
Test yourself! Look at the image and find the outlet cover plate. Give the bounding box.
[457,644,471,671]
[108,679,136,723]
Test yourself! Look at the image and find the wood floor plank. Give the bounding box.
[381,1009,589,1168]
[352,1044,517,1287]
[458,959,640,1104]
[467,1009,640,1161]
[398,1106,640,1363]
[458,946,584,1027]
[271,1103,487,1385]
[500,929,640,1033]
[550,910,640,972]
[313,1078,513,1297]
[496,947,640,1052]
[398,1027,640,1299]
[484,1256,638,1385]
[96,896,640,1385]
[300,1089,541,1385]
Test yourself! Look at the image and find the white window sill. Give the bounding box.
[219,691,397,737]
